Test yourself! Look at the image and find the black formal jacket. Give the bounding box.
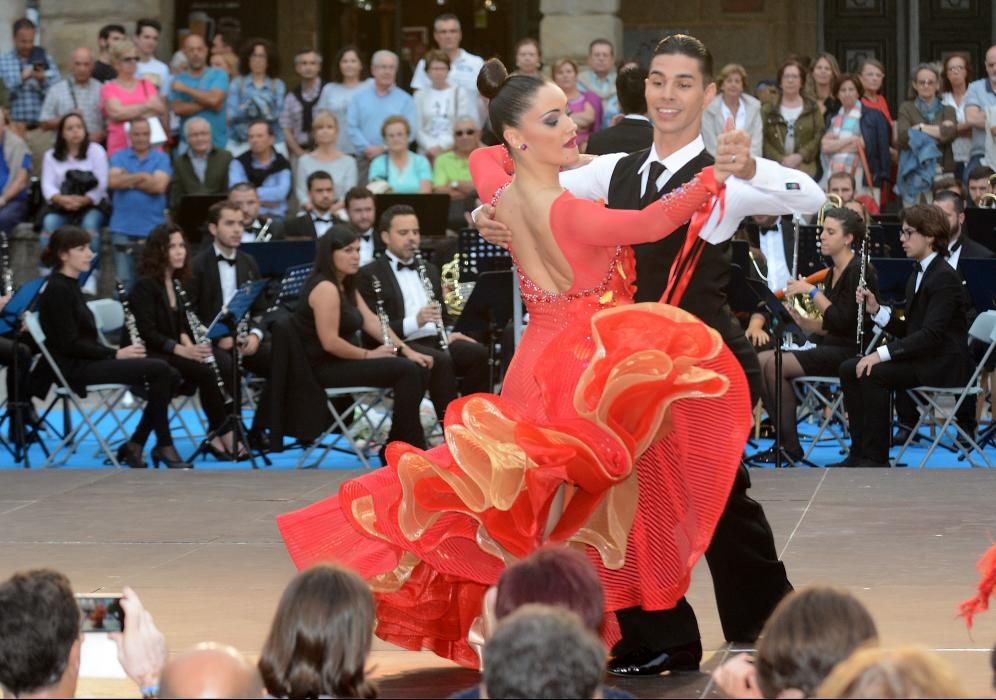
[882,254,969,385]
[130,276,194,355]
[357,255,449,343]
[953,235,994,323]
[585,116,654,156]
[186,245,268,338]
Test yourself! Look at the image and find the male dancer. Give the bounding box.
[476,34,824,675]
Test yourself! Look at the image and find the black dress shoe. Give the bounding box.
[151,445,193,469]
[116,441,147,469]
[607,640,703,676]
[747,446,804,465]
[892,427,913,446]
[247,427,271,453]
[827,454,860,468]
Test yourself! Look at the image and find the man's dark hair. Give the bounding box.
[307,170,333,191]
[828,171,857,191]
[229,181,257,196]
[934,189,965,215]
[968,165,995,182]
[0,569,81,697]
[99,23,126,41]
[247,118,274,137]
[483,605,605,700]
[378,204,417,234]
[589,38,614,55]
[901,203,951,255]
[616,64,648,115]
[208,199,243,226]
[652,34,713,84]
[345,186,374,208]
[434,12,460,29]
[135,18,162,36]
[12,18,35,35]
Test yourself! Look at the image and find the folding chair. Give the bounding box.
[894,310,996,468]
[296,387,392,469]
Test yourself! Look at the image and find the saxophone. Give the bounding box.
[115,281,142,346]
[173,279,231,405]
[0,232,12,297]
[414,249,448,350]
[370,275,396,349]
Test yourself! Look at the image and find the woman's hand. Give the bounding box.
[402,346,434,368]
[117,344,146,360]
[367,344,398,360]
[782,153,804,169]
[785,276,814,297]
[175,343,213,362]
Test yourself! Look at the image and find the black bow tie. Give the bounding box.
[760,224,780,235]
[312,215,332,224]
[217,255,237,267]
[360,234,371,242]
[950,239,962,254]
[396,260,418,272]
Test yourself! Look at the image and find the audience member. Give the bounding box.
[762,58,823,177]
[211,22,242,63]
[935,189,993,265]
[294,110,357,213]
[317,46,372,158]
[94,24,126,82]
[107,118,171,289]
[965,44,996,183]
[258,565,376,699]
[931,174,965,201]
[432,116,480,229]
[280,48,324,159]
[553,58,602,149]
[286,171,338,238]
[897,62,956,205]
[822,73,891,197]
[414,49,477,158]
[134,19,171,96]
[941,52,973,181]
[755,79,779,107]
[513,37,543,78]
[586,64,652,155]
[0,108,31,234]
[347,50,417,183]
[816,646,965,698]
[703,63,763,159]
[210,50,238,80]
[410,13,484,100]
[967,165,993,206]
[578,38,620,129]
[171,33,229,152]
[808,52,841,119]
[827,171,880,216]
[39,47,106,144]
[227,38,286,156]
[160,643,262,699]
[229,120,291,219]
[170,116,231,209]
[100,37,167,156]
[368,116,432,194]
[345,185,378,264]
[712,586,878,699]
[858,58,893,126]
[844,198,871,227]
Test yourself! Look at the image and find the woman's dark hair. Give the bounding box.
[478,58,546,149]
[312,224,360,300]
[823,206,866,248]
[331,45,365,83]
[901,203,951,255]
[777,58,808,91]
[52,112,90,162]
[833,72,866,100]
[40,225,92,269]
[258,565,376,700]
[137,223,190,281]
[514,37,542,70]
[941,52,972,93]
[494,546,604,633]
[238,38,279,78]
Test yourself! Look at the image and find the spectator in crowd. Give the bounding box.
[410,13,484,99]
[100,37,167,156]
[941,52,974,181]
[703,63,763,159]
[347,50,417,183]
[170,116,231,209]
[171,33,229,152]
[931,174,965,201]
[0,18,60,175]
[294,110,357,214]
[808,52,841,120]
[822,73,891,199]
[108,118,171,289]
[828,171,880,216]
[317,46,372,159]
[345,186,377,264]
[211,22,242,62]
[40,48,106,144]
[210,50,238,80]
[160,643,262,699]
[258,565,375,699]
[280,48,324,159]
[586,64,652,156]
[554,58,602,149]
[433,115,480,229]
[0,108,31,234]
[755,78,779,107]
[40,113,108,293]
[964,44,996,183]
[513,37,543,78]
[967,164,994,206]
[858,60,895,174]
[169,49,188,77]
[229,119,291,219]
[817,646,965,698]
[227,38,285,157]
[368,116,431,194]
[414,50,477,159]
[134,19,171,96]
[844,198,871,228]
[763,58,823,177]
[94,24,126,82]
[897,62,956,205]
[286,171,339,239]
[0,572,168,699]
[578,38,620,129]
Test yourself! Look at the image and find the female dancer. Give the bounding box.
[278,60,751,667]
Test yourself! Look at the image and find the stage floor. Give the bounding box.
[1,468,994,698]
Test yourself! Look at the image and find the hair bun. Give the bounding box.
[478,58,509,100]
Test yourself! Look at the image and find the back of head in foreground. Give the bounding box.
[158,643,262,699]
[483,604,606,699]
[816,646,966,698]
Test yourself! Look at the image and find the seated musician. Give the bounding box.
[36,226,190,469]
[743,213,798,350]
[283,171,338,240]
[358,204,490,422]
[0,296,36,447]
[838,204,970,468]
[750,207,879,464]
[293,225,433,462]
[229,182,283,243]
[130,223,245,459]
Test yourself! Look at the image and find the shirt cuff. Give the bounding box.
[871,305,891,327]
[876,345,891,362]
[471,204,484,224]
[402,315,419,338]
[250,328,264,342]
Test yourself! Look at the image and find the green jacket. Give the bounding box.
[169,147,232,210]
[762,96,824,178]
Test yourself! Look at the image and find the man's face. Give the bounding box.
[828,177,855,203]
[347,196,376,232]
[14,28,35,58]
[136,27,159,57]
[184,35,208,70]
[71,49,94,83]
[211,207,244,248]
[129,120,151,151]
[101,30,125,51]
[186,121,212,155]
[453,120,479,153]
[645,53,714,140]
[969,177,992,205]
[229,189,260,224]
[247,123,273,156]
[985,46,996,83]
[589,43,614,75]
[309,178,336,212]
[211,33,230,55]
[434,20,461,53]
[381,214,421,259]
[371,56,397,89]
[935,199,963,239]
[296,52,320,81]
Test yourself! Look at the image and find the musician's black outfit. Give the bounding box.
[0,336,36,443]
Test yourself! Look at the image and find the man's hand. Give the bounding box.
[238,333,260,356]
[447,331,479,345]
[856,287,879,315]
[417,304,443,327]
[108,586,167,691]
[473,204,512,248]
[364,145,385,159]
[856,351,881,378]
[712,653,763,699]
[715,117,756,181]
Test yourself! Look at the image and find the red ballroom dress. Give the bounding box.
[277,145,752,668]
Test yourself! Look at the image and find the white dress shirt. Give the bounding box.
[758,219,791,292]
[358,228,375,266]
[872,252,938,362]
[947,236,963,270]
[213,243,238,306]
[309,209,335,238]
[385,250,436,340]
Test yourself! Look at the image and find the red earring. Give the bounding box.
[519,143,528,151]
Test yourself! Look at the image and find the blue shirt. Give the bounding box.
[964,78,996,158]
[170,68,230,149]
[0,136,32,202]
[346,84,418,151]
[228,151,291,218]
[226,75,286,144]
[108,148,171,237]
[369,152,432,194]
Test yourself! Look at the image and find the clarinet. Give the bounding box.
[254,218,273,243]
[413,250,448,350]
[856,235,869,355]
[371,275,396,349]
[0,232,12,297]
[115,281,142,346]
[173,279,231,405]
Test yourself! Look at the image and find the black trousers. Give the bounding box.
[78,358,176,447]
[409,336,491,419]
[0,336,33,405]
[151,353,228,431]
[839,357,922,464]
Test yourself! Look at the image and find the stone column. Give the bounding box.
[539,0,622,64]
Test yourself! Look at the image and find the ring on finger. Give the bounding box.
[731,154,736,163]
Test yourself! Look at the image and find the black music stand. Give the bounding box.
[454,270,514,389]
[870,258,916,306]
[457,228,512,280]
[188,280,271,468]
[174,194,226,249]
[0,277,48,467]
[265,263,312,310]
[241,241,316,277]
[375,194,451,237]
[964,208,996,255]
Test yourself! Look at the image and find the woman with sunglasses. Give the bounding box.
[99,37,167,156]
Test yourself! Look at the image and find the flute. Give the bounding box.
[414,250,448,350]
[173,279,232,405]
[115,280,142,347]
[856,234,869,354]
[370,275,396,349]
[0,232,12,297]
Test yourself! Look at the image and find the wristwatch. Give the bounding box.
[450,181,460,190]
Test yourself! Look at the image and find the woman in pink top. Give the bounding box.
[553,58,602,149]
[100,37,167,155]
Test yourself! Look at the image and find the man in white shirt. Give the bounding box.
[409,13,484,99]
[134,19,170,97]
